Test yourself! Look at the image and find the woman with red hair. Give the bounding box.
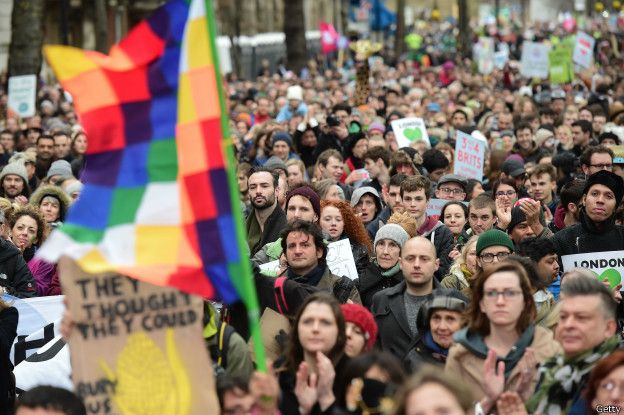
[319,200,372,278]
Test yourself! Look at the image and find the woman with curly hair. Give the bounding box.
[320,200,372,278]
[6,205,55,296]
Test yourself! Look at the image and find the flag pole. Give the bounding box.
[204,0,268,372]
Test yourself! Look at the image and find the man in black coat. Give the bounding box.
[370,236,440,359]
[551,170,624,257]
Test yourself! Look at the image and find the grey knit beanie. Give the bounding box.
[46,160,73,179]
[0,161,28,183]
[374,224,410,250]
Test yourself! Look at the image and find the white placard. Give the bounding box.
[326,239,358,280]
[390,117,430,149]
[8,74,37,118]
[561,250,624,289]
[453,130,486,180]
[572,31,595,69]
[520,41,550,79]
[475,37,495,74]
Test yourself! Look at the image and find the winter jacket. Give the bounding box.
[0,239,36,298]
[445,325,562,402]
[417,216,454,279]
[404,331,448,373]
[370,279,439,359]
[245,206,287,256]
[0,306,17,411]
[28,258,57,296]
[357,261,403,309]
[551,208,624,257]
[293,125,321,168]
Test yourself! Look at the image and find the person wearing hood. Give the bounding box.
[342,133,368,184]
[400,175,454,278]
[275,85,307,123]
[358,223,410,308]
[551,170,624,257]
[510,122,549,165]
[29,184,72,229]
[404,289,468,373]
[445,261,561,410]
[350,186,382,227]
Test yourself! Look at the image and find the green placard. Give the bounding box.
[549,46,573,84]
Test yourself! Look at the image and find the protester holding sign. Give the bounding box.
[319,200,372,278]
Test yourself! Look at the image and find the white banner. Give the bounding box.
[520,41,550,79]
[561,250,624,289]
[572,31,595,69]
[8,75,37,118]
[453,130,486,180]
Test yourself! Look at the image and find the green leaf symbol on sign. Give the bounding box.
[595,268,622,289]
[404,127,422,141]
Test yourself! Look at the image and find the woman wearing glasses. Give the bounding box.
[445,260,561,412]
[585,350,624,413]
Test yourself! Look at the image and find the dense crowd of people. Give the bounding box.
[3,14,624,415]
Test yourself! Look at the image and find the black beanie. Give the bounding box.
[583,170,624,209]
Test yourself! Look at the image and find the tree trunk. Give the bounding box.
[394,0,405,61]
[284,0,308,74]
[94,0,108,53]
[8,0,45,77]
[457,0,470,58]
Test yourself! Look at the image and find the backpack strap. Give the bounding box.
[274,276,289,315]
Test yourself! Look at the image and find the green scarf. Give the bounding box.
[375,260,401,278]
[526,335,620,414]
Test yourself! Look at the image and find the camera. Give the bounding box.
[326,114,341,127]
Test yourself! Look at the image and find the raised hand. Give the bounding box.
[315,351,336,410]
[495,198,511,230]
[295,361,318,415]
[483,349,505,403]
[496,391,529,415]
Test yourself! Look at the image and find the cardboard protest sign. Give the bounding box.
[453,130,486,180]
[59,258,218,414]
[327,239,358,280]
[572,31,595,69]
[391,117,430,149]
[475,37,495,74]
[8,75,37,118]
[426,199,468,218]
[520,41,550,79]
[549,47,574,84]
[561,250,624,289]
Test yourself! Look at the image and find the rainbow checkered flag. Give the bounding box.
[39,0,265,365]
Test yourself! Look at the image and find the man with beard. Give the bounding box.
[0,161,30,203]
[35,135,55,180]
[245,167,287,255]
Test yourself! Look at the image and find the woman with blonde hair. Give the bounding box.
[441,236,478,297]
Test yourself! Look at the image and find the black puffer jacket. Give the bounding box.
[0,239,36,298]
[551,208,624,257]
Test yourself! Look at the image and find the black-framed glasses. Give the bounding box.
[479,252,511,263]
[589,163,613,171]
